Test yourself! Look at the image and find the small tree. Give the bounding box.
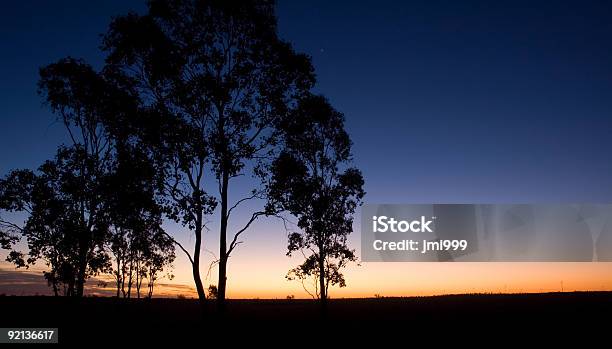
[207,285,218,300]
[108,226,129,297]
[104,143,174,298]
[267,94,365,314]
[145,229,176,298]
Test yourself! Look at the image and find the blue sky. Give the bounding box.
[2,0,612,202]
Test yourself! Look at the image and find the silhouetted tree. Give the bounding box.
[104,143,174,298]
[1,144,175,298]
[108,205,172,299]
[267,94,365,314]
[102,0,314,310]
[35,57,138,296]
[145,230,176,298]
[108,225,130,297]
[0,148,112,296]
[207,285,218,300]
[1,55,152,297]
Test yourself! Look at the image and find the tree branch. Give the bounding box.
[226,211,265,256]
[227,190,265,218]
[161,231,193,266]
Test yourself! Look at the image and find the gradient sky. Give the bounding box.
[1,0,612,298]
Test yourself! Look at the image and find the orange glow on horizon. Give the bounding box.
[219,262,612,299]
[2,245,611,299]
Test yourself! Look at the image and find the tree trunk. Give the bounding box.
[148,266,154,298]
[136,260,141,299]
[67,278,75,297]
[52,279,59,297]
[127,259,133,298]
[193,213,207,313]
[218,169,229,313]
[318,252,327,317]
[115,258,121,298]
[75,234,89,297]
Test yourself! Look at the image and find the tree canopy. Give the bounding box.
[101,0,315,308]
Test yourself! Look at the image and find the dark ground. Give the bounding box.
[0,292,610,344]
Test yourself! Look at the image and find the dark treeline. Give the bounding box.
[0,0,364,314]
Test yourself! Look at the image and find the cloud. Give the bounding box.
[0,268,197,298]
[0,268,53,296]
